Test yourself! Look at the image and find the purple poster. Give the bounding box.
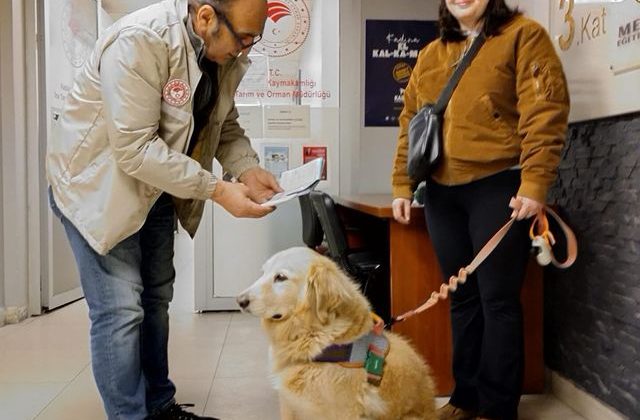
[365,20,438,127]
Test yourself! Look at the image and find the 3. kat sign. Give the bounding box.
[549,0,640,122]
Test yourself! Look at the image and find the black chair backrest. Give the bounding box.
[309,191,350,263]
[298,194,324,249]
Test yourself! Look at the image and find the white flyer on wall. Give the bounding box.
[237,105,264,138]
[46,0,97,113]
[264,105,311,138]
[267,60,302,105]
[236,54,269,104]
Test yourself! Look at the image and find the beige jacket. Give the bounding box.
[392,15,569,203]
[46,0,258,255]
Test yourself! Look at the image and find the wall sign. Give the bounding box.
[549,0,640,122]
[364,20,439,127]
[302,146,327,180]
[256,0,312,58]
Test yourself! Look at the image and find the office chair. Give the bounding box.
[308,191,383,295]
[298,194,324,251]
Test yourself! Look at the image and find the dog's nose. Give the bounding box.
[236,295,250,310]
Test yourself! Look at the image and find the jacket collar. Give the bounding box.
[170,0,203,89]
[184,13,207,67]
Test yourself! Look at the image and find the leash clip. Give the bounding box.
[529,210,558,267]
[531,236,552,266]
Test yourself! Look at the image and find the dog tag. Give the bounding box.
[365,352,385,376]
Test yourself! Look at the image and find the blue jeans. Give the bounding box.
[50,190,177,420]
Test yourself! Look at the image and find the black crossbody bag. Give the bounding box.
[407,33,486,186]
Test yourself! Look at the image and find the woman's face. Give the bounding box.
[445,0,490,31]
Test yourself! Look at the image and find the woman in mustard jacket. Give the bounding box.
[391,1,569,419]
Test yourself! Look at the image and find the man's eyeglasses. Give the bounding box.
[212,5,262,56]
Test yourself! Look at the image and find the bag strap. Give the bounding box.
[433,33,486,113]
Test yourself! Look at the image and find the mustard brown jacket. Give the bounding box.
[392,14,569,203]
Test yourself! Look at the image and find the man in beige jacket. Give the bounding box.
[46,1,277,418]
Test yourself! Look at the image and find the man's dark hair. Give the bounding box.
[188,0,235,12]
[438,0,520,42]
[189,0,265,10]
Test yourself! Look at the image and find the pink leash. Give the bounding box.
[388,206,577,327]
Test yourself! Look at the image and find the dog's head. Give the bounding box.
[237,247,370,325]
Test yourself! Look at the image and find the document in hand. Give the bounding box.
[261,157,324,207]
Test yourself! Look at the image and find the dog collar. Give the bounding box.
[313,313,389,386]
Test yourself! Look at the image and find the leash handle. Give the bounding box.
[533,207,578,269]
[389,205,577,327]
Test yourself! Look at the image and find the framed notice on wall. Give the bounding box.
[262,144,290,179]
[548,0,640,122]
[302,146,327,180]
[364,20,439,127]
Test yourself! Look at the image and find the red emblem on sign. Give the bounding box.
[257,0,311,58]
[267,1,292,23]
[162,79,191,107]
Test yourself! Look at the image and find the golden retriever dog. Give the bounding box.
[237,247,436,420]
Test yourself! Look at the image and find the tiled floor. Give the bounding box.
[0,300,586,420]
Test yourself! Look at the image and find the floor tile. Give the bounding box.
[0,382,67,420]
[1,322,89,353]
[35,300,88,327]
[0,323,21,339]
[34,366,105,420]
[215,342,271,379]
[169,312,231,341]
[169,339,224,381]
[224,314,268,347]
[0,300,591,420]
[173,379,215,417]
[520,394,585,420]
[0,348,89,383]
[204,376,279,420]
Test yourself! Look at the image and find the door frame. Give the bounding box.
[1,0,40,317]
[193,201,237,311]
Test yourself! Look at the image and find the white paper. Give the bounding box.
[237,105,263,138]
[264,105,311,138]
[266,60,301,105]
[236,54,269,104]
[261,157,324,207]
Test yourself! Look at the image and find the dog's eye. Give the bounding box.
[274,273,288,282]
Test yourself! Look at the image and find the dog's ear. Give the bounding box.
[305,256,360,324]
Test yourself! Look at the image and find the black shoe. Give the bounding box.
[148,403,220,420]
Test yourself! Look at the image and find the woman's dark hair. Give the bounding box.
[439,0,520,42]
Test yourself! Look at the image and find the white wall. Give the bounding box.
[100,0,158,21]
[0,0,5,323]
[509,0,549,27]
[0,0,36,321]
[339,0,438,195]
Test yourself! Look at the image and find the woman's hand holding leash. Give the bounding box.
[388,203,578,328]
[392,198,412,225]
[509,196,543,220]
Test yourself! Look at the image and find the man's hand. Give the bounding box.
[392,198,412,225]
[238,167,283,204]
[211,181,274,218]
[509,196,544,220]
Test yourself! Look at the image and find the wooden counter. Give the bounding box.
[335,194,544,396]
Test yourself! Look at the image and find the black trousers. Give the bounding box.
[424,170,531,420]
